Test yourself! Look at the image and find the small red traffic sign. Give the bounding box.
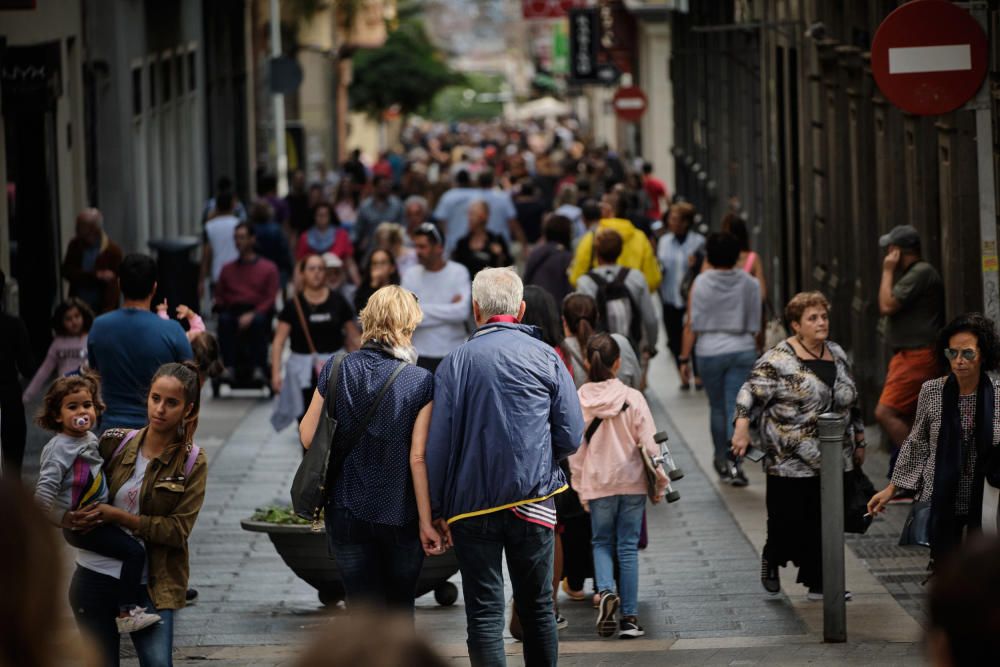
[871,0,987,116]
[612,86,648,123]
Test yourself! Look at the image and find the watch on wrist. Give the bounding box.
[855,440,866,449]
[678,357,690,364]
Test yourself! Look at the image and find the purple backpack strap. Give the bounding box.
[183,445,201,477]
[111,430,140,461]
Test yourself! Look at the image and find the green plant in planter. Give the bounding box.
[250,505,315,525]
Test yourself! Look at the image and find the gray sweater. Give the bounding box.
[689,269,761,356]
[34,431,107,523]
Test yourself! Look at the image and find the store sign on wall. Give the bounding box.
[569,8,599,82]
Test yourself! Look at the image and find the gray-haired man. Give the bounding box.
[426,268,584,666]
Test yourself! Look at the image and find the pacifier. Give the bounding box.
[73,415,91,429]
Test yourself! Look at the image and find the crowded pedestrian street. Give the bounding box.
[16,350,926,666]
[6,1,1000,666]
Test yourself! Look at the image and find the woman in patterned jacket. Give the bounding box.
[732,291,866,599]
[869,313,1000,563]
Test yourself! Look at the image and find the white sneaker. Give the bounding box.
[116,606,162,634]
[806,589,853,602]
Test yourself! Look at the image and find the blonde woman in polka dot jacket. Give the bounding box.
[300,285,445,614]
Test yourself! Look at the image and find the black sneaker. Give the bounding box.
[555,612,568,630]
[760,556,780,595]
[713,458,731,480]
[185,588,199,604]
[730,461,749,487]
[596,590,619,637]
[619,616,645,639]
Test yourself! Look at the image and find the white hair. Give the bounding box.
[403,195,428,213]
[472,268,523,319]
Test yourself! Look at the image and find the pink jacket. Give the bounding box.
[569,378,668,502]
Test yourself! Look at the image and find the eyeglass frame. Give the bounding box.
[944,347,979,361]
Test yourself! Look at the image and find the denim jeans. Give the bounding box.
[64,524,146,612]
[69,566,174,667]
[451,511,556,667]
[696,349,758,461]
[326,506,424,614]
[589,494,645,616]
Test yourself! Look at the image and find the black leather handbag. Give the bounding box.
[844,467,876,534]
[290,354,406,527]
[898,501,932,548]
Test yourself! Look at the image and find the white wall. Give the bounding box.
[638,20,675,194]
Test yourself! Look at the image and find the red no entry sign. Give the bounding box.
[612,86,648,122]
[871,0,988,116]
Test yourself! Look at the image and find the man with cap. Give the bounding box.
[875,224,944,479]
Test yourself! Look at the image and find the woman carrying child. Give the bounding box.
[34,370,160,635]
[568,333,667,640]
[59,362,207,667]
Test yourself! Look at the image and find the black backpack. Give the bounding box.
[588,267,642,352]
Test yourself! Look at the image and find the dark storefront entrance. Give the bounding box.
[2,41,63,360]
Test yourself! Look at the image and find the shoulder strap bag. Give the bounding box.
[292,293,327,380]
[290,354,406,529]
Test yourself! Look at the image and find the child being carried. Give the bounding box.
[33,370,161,634]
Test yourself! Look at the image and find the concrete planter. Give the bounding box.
[240,519,460,607]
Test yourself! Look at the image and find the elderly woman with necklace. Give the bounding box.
[732,291,865,599]
[869,313,1000,562]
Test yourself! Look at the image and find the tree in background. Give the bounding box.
[349,1,463,118]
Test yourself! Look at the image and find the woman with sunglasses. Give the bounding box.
[869,313,1000,563]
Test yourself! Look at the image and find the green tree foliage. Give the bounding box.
[349,4,463,117]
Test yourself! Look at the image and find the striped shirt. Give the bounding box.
[511,497,557,529]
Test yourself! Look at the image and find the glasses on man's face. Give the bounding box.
[944,348,978,361]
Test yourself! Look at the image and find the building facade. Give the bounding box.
[671,0,1000,415]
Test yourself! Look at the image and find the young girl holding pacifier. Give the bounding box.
[33,370,161,634]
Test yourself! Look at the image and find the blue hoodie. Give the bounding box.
[426,322,584,524]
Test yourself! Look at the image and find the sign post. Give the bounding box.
[870,0,997,323]
[269,0,287,196]
[968,2,1000,325]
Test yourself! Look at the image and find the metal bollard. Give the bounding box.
[817,412,847,643]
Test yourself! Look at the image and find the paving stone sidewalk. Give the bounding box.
[17,362,925,664]
[148,386,923,664]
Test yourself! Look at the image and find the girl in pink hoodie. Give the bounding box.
[569,333,667,640]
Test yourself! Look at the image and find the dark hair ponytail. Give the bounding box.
[150,361,202,446]
[586,333,620,382]
[562,293,598,346]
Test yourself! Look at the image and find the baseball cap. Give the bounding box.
[879,224,921,249]
[321,252,343,269]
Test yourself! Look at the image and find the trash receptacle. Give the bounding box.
[148,237,201,314]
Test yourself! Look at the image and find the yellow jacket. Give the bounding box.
[569,218,662,292]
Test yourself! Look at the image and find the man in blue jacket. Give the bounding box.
[427,267,584,666]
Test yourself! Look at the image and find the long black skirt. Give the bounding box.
[763,474,823,590]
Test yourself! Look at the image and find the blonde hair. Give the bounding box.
[374,222,405,249]
[359,285,423,348]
